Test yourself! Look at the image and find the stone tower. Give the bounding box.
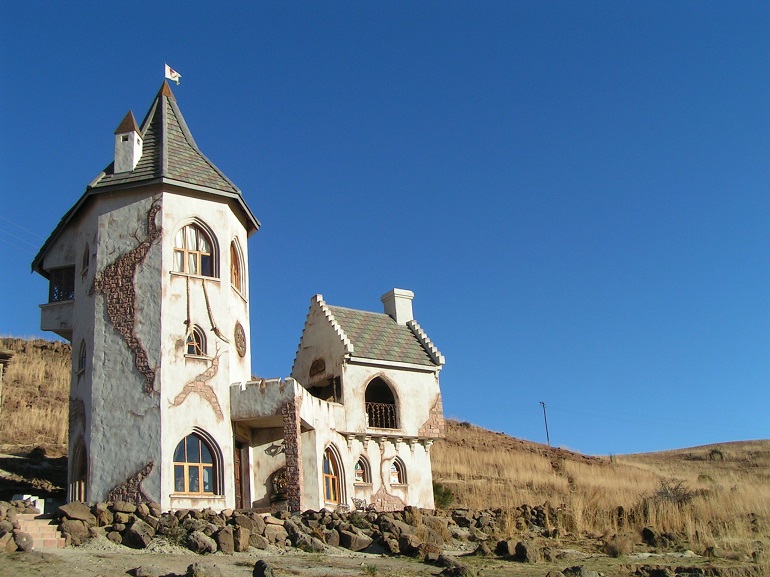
[33,82,260,510]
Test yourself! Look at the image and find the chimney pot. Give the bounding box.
[381,288,414,325]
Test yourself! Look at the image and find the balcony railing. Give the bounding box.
[366,402,398,429]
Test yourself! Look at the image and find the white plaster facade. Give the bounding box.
[33,82,445,513]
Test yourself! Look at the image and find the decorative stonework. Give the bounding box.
[407,319,445,365]
[418,393,445,438]
[281,396,302,512]
[171,348,224,420]
[234,321,246,357]
[371,485,405,512]
[93,198,162,393]
[106,461,154,504]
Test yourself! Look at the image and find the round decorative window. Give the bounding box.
[234,321,247,358]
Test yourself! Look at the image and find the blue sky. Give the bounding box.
[2,2,768,455]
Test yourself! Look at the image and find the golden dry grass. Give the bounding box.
[432,420,770,556]
[0,337,70,453]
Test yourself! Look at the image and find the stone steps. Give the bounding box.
[17,514,66,549]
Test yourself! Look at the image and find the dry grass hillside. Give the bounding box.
[432,420,770,558]
[1,338,768,562]
[0,337,69,454]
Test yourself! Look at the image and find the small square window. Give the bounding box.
[121,135,129,142]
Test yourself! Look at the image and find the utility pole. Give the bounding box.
[540,401,551,447]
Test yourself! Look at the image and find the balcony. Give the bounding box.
[366,402,398,430]
[40,300,73,340]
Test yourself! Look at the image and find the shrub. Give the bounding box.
[433,482,455,509]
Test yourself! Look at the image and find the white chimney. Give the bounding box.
[113,110,143,173]
[381,288,414,325]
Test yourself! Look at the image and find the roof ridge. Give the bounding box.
[407,319,445,366]
[317,296,354,354]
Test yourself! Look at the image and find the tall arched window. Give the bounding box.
[354,456,371,484]
[322,447,342,504]
[365,377,399,429]
[230,240,244,294]
[173,433,218,495]
[174,223,216,277]
[390,458,406,485]
[186,325,207,356]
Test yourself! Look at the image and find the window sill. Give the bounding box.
[169,271,221,283]
[184,354,211,362]
[170,493,224,499]
[353,482,372,487]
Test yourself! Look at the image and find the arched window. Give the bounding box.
[69,438,88,502]
[354,457,371,484]
[389,458,406,485]
[322,447,342,504]
[186,325,207,356]
[365,377,398,429]
[77,341,87,373]
[173,433,219,495]
[230,240,244,294]
[309,358,326,379]
[173,223,216,277]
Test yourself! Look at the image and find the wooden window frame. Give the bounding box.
[173,434,217,495]
[322,448,341,504]
[173,223,216,278]
[186,325,207,356]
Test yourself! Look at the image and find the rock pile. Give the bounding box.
[0,498,39,552]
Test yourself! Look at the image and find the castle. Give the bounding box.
[31,82,446,512]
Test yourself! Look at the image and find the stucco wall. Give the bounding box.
[159,190,252,511]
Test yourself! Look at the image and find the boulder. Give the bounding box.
[131,566,162,577]
[294,532,325,552]
[107,531,123,544]
[112,501,137,514]
[59,502,97,525]
[60,518,89,546]
[233,514,257,533]
[0,520,13,536]
[323,528,340,547]
[186,562,222,577]
[339,529,373,552]
[215,526,234,554]
[13,530,33,552]
[234,526,250,552]
[253,560,274,577]
[418,542,442,562]
[1,532,17,552]
[249,533,269,550]
[187,530,217,554]
[398,533,423,555]
[123,519,156,549]
[496,539,517,556]
[515,540,541,563]
[563,566,599,577]
[263,524,288,545]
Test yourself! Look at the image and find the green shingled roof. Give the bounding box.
[328,306,436,367]
[91,83,239,193]
[31,82,259,276]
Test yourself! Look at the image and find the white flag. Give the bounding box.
[165,64,181,85]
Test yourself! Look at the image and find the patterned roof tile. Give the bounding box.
[328,306,436,367]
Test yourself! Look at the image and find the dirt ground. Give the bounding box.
[0,536,759,577]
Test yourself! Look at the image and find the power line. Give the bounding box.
[0,214,44,241]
